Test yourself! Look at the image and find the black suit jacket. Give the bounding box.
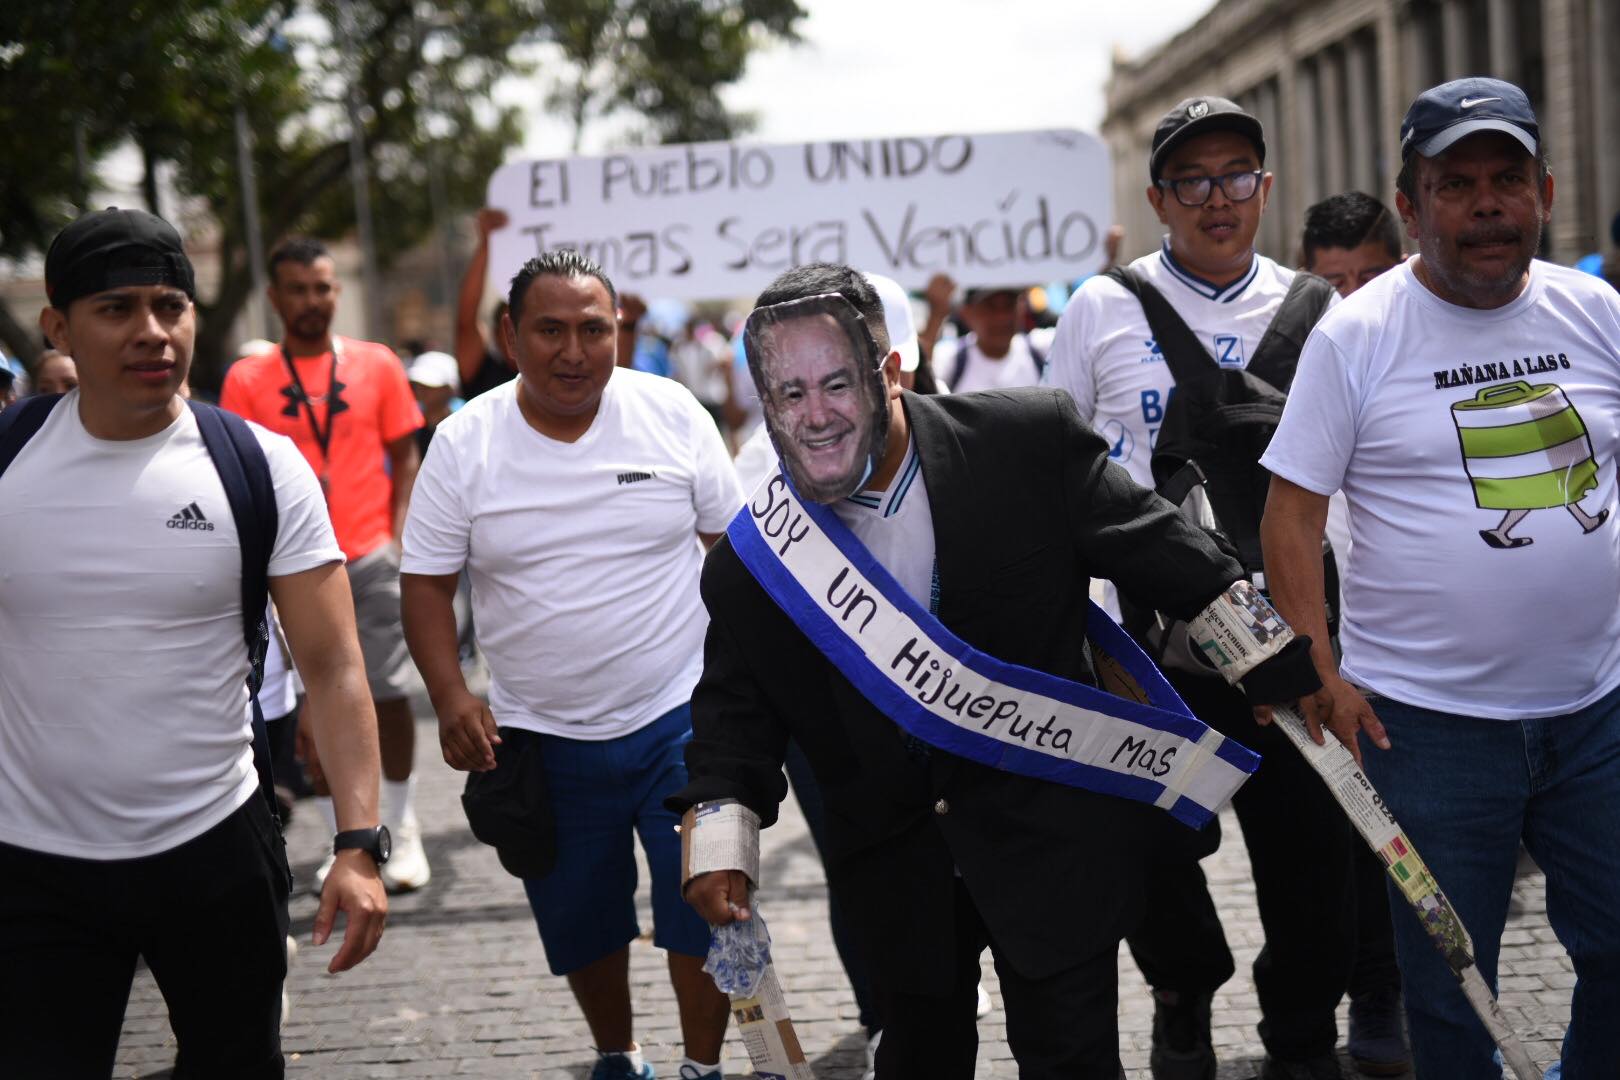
[671,388,1243,991]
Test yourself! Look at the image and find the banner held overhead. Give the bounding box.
[484,129,1112,300]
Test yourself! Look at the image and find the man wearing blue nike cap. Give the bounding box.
[1263,77,1620,1078]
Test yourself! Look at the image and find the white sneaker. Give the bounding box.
[285,934,298,964]
[311,850,336,895]
[381,812,431,893]
[862,1030,881,1080]
[976,981,992,1018]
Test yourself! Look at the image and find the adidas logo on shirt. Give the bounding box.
[166,502,215,531]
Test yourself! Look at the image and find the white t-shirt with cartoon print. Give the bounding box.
[1261,259,1620,719]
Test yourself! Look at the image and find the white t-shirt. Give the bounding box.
[833,440,935,608]
[401,370,741,738]
[1047,241,1331,614]
[0,394,341,859]
[934,330,1054,394]
[1046,240,1309,489]
[732,431,936,609]
[1261,260,1620,719]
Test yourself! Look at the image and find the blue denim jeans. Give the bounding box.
[1359,683,1620,1079]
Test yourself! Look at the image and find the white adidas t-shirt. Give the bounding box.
[0,394,341,859]
[1046,240,1309,489]
[934,330,1054,394]
[401,370,741,738]
[1262,260,1620,719]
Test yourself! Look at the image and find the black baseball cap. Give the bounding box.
[1150,97,1266,181]
[963,286,1022,304]
[45,207,197,311]
[1400,77,1539,161]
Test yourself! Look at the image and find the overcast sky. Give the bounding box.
[508,0,1217,157]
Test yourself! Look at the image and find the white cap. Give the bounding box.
[863,271,920,373]
[407,350,460,392]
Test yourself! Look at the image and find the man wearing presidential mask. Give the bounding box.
[670,263,1323,1078]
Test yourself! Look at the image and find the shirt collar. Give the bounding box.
[1159,237,1261,303]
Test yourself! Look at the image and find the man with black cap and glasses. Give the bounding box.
[1047,99,1368,1079]
[0,208,388,1077]
[1262,77,1620,1078]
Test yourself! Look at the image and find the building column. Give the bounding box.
[1590,0,1618,257]
[1378,0,1406,208]
[1399,4,1428,104]
[1255,77,1285,260]
[1441,0,1471,78]
[1540,0,1585,259]
[1345,33,1377,195]
[1487,0,1517,81]
[1318,47,1349,200]
[1296,58,1323,213]
[1277,31,1303,260]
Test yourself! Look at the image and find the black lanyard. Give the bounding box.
[280,339,343,470]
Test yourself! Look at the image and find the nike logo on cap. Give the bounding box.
[1459,96,1502,109]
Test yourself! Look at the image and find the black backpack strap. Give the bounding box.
[947,335,971,391]
[1026,332,1048,377]
[0,394,64,478]
[189,400,282,824]
[1103,266,1216,391]
[1245,271,1336,394]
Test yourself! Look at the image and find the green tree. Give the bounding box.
[0,0,802,385]
[544,0,804,150]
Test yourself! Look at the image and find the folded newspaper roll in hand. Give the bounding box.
[1186,580,1321,703]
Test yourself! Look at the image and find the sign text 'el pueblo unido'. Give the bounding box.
[485,130,1112,299]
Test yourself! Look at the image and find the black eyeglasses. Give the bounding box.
[1156,169,1264,207]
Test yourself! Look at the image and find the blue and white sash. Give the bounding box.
[728,472,1259,828]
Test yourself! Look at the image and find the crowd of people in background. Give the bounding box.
[3,72,1620,1080]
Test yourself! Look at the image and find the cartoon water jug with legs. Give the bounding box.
[1450,380,1607,548]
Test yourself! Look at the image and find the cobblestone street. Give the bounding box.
[116,709,1571,1078]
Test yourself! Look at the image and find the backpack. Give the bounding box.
[1103,266,1339,674]
[0,395,284,826]
[946,332,1047,391]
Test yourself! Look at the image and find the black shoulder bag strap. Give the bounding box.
[189,400,284,828]
[1103,266,1218,392]
[0,393,64,475]
[948,335,971,390]
[1244,271,1337,395]
[949,333,1049,388]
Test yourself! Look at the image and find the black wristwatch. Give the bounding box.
[333,825,391,867]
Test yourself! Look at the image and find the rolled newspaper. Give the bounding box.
[1269,705,1543,1080]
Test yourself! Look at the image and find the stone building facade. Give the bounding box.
[1102,0,1619,265]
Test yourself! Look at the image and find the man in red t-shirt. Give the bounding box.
[221,237,430,893]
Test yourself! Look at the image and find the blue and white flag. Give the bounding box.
[728,471,1260,828]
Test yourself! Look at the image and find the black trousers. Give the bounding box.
[876,878,1123,1079]
[0,796,292,1079]
[1127,672,1357,1060]
[783,739,882,1034]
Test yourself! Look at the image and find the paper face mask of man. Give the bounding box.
[745,293,890,505]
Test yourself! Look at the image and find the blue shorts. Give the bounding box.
[520,703,711,975]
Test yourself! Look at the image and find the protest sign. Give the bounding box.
[484,129,1111,300]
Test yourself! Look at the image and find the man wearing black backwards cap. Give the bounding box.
[1047,98,1361,1080]
[1262,78,1620,1077]
[672,262,1324,1079]
[0,209,388,1077]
